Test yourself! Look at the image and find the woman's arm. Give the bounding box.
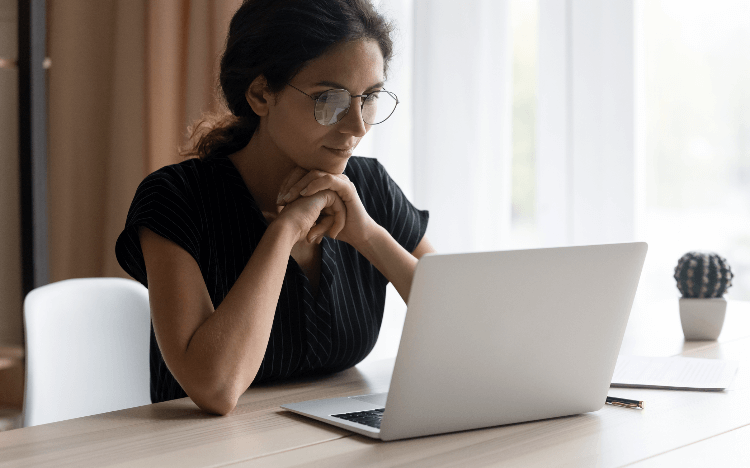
[356,231,436,303]
[141,222,295,415]
[412,236,437,261]
[140,190,345,416]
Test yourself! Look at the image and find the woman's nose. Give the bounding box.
[339,98,368,137]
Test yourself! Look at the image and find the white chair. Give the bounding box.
[23,277,151,427]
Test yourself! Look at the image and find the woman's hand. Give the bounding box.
[277,167,378,249]
[269,188,347,245]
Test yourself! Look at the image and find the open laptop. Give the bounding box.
[282,242,648,441]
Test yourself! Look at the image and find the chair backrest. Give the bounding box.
[23,277,151,427]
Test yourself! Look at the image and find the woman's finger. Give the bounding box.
[325,192,347,240]
[307,215,335,243]
[308,190,346,241]
[280,170,328,205]
[260,210,279,222]
[277,167,309,205]
[299,174,355,203]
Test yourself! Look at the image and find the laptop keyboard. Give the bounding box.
[331,408,384,429]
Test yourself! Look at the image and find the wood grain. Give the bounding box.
[227,335,750,468]
[0,302,748,467]
[628,424,750,467]
[0,359,391,467]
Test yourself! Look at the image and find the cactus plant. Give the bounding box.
[674,251,734,299]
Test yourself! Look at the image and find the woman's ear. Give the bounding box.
[245,75,273,117]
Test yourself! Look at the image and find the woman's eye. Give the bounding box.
[315,90,337,102]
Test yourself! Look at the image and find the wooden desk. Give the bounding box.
[1,301,749,467]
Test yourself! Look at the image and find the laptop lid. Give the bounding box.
[379,242,647,441]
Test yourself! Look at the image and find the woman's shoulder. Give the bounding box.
[345,155,381,172]
[142,157,207,185]
[138,156,223,199]
[344,156,386,189]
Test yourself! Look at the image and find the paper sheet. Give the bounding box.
[611,355,739,390]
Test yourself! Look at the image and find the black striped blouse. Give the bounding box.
[115,155,429,403]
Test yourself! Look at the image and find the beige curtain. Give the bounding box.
[48,0,241,282]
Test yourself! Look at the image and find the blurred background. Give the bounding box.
[0,0,748,407]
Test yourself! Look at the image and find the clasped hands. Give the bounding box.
[269,167,378,249]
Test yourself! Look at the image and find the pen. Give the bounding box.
[606,396,644,409]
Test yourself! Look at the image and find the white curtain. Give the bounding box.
[371,0,637,254]
[362,0,636,363]
[412,0,513,254]
[364,0,514,362]
[537,0,637,247]
[368,0,514,255]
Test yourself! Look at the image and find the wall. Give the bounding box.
[0,0,23,346]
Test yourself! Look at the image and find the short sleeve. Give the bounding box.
[115,166,202,288]
[373,159,430,254]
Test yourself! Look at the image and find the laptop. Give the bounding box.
[282,242,648,441]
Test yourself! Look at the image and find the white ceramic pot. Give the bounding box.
[679,297,727,341]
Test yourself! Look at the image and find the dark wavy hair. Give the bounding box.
[182,0,395,161]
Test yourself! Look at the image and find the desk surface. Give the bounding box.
[1,300,749,467]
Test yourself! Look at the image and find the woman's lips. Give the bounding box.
[324,146,354,157]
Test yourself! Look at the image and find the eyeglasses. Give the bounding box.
[286,83,399,126]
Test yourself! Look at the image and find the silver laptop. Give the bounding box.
[282,242,648,441]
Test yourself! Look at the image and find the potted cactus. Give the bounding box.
[674,251,734,340]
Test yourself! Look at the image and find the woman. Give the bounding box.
[116,0,433,415]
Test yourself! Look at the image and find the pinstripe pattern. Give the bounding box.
[115,155,428,403]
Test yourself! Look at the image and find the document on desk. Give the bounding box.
[611,355,739,391]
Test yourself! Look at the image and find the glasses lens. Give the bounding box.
[362,91,398,125]
[315,90,350,125]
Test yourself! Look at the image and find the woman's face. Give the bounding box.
[263,39,385,174]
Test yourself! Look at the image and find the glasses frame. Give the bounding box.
[286,83,399,126]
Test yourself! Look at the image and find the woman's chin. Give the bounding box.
[332,158,351,174]
[312,157,350,174]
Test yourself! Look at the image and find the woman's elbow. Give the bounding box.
[182,374,243,415]
[171,354,260,416]
[190,388,239,416]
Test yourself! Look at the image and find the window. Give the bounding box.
[638,0,750,304]
[510,0,540,249]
